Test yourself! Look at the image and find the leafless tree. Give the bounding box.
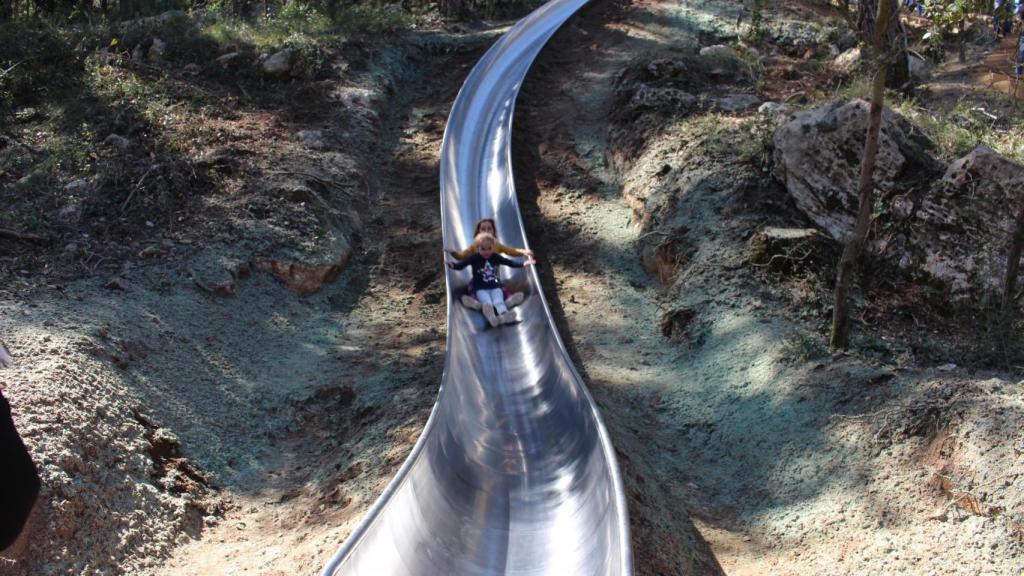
[830,0,901,351]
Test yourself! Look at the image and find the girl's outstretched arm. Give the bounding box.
[448,254,473,270]
[494,242,534,258]
[493,254,535,268]
[448,245,475,260]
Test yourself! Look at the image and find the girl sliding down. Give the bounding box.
[445,218,532,311]
[447,232,535,327]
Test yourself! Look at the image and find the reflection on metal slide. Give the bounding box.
[320,0,632,573]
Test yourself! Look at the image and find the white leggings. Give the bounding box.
[475,288,508,315]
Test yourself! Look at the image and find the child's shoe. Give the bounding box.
[499,311,517,324]
[460,294,482,310]
[482,304,500,327]
[504,292,525,308]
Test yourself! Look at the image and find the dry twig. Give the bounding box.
[120,164,159,215]
[0,228,46,244]
[0,60,24,79]
[636,230,671,242]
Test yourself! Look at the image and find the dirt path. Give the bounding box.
[967,32,1024,100]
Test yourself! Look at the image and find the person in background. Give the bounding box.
[995,0,1016,37]
[1017,31,1024,76]
[0,340,41,564]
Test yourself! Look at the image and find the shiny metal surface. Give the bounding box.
[321,1,632,573]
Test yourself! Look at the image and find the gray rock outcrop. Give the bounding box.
[895,145,1024,296]
[773,99,1021,300]
[772,99,913,241]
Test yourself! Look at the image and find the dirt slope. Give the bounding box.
[516,0,1024,575]
[1,29,489,575]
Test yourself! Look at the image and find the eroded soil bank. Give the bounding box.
[516,0,1023,574]
[2,26,489,575]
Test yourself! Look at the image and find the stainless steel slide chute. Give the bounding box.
[321,1,632,573]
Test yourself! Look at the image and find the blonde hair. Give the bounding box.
[473,232,495,248]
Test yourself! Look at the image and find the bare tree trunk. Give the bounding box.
[958,19,966,63]
[830,0,896,352]
[1000,197,1024,330]
[439,0,463,18]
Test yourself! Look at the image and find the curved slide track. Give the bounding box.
[321,1,632,573]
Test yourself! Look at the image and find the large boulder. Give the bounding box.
[893,145,1024,296]
[774,99,1022,300]
[772,99,920,241]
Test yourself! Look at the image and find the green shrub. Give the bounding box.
[891,95,1024,162]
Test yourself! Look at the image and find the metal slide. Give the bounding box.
[321,1,632,573]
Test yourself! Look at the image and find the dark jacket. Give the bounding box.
[451,252,524,291]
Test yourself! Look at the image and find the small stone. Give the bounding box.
[148,37,166,62]
[297,129,326,150]
[714,93,761,113]
[103,134,131,152]
[832,47,863,75]
[138,246,164,259]
[262,49,294,78]
[699,44,738,60]
[216,52,241,67]
[64,179,91,194]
